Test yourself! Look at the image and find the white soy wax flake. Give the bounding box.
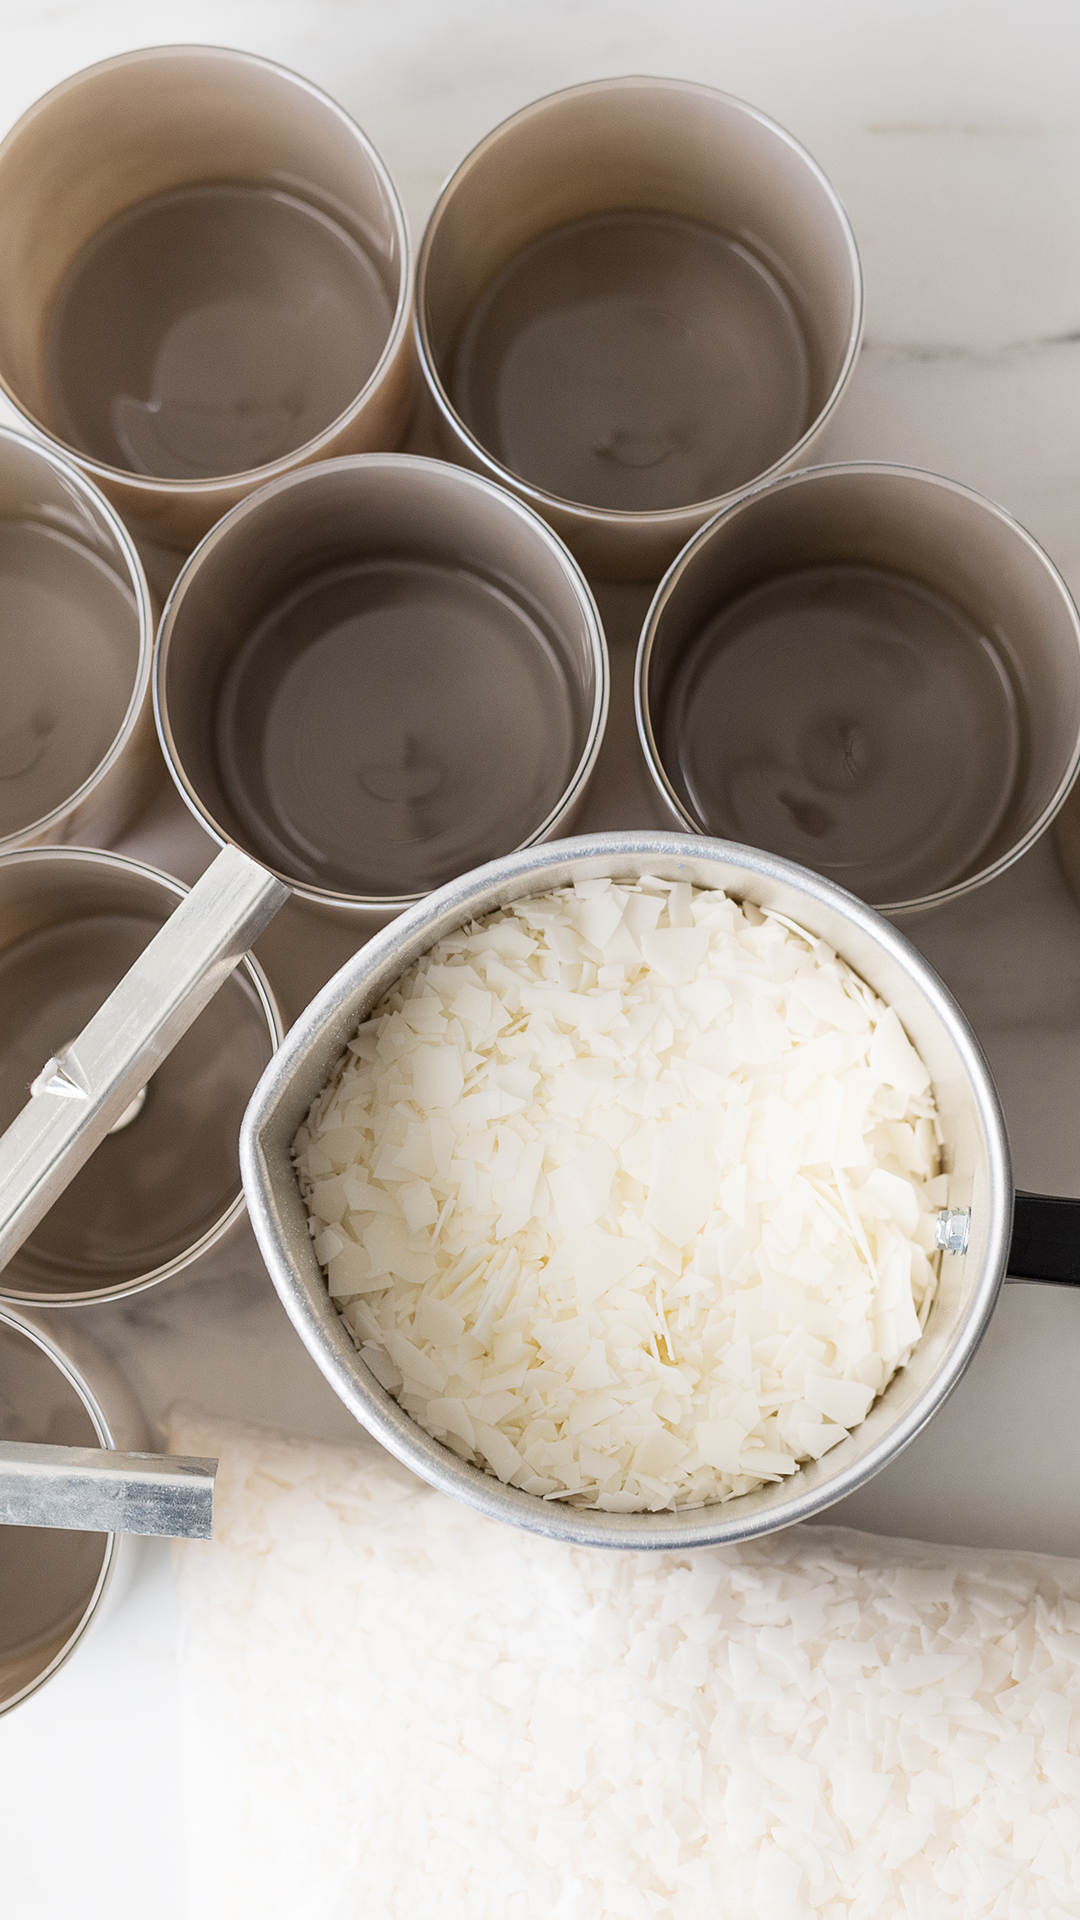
[294,879,943,1512]
[171,1404,1080,1920]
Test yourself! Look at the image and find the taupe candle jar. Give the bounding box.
[154,453,609,920]
[0,425,155,854]
[417,76,862,579]
[0,46,415,550]
[636,464,1080,913]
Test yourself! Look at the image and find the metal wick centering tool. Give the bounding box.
[0,1442,216,1540]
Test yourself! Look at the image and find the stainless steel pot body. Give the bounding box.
[240,831,1013,1551]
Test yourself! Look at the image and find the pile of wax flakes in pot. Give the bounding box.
[171,1407,1080,1920]
[294,877,945,1511]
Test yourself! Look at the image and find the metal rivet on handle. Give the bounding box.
[935,1207,971,1255]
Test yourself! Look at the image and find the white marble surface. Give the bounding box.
[5,1,1080,1911]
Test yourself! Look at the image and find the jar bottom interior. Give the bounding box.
[43,184,392,480]
[214,556,579,897]
[450,211,813,512]
[660,564,1023,903]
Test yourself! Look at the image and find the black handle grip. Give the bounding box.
[1009,1191,1080,1285]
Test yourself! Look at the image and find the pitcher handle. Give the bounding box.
[1008,1190,1080,1285]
